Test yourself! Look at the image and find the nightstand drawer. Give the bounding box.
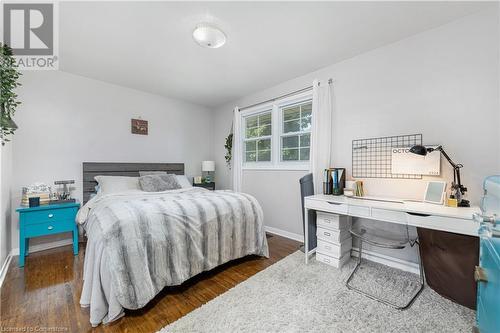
[25,219,74,237]
[22,207,77,225]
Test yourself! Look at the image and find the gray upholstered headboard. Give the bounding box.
[82,162,184,205]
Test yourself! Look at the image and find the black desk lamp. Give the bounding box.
[409,145,470,207]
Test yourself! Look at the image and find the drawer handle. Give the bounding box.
[474,266,488,283]
[324,232,331,236]
[48,214,54,218]
[406,212,431,217]
[327,202,342,205]
[47,225,54,230]
[323,258,330,263]
[325,246,331,250]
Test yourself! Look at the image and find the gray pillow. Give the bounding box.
[139,171,168,176]
[139,174,181,192]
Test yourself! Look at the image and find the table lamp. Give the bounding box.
[409,145,469,207]
[202,161,215,183]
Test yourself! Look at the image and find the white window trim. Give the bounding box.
[241,104,274,169]
[240,91,312,170]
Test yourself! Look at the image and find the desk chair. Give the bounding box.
[299,173,317,253]
[346,224,425,309]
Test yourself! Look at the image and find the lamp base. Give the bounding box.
[458,199,470,208]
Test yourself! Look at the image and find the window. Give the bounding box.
[280,101,312,162]
[241,92,312,170]
[244,111,272,163]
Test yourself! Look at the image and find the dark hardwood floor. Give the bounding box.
[0,234,300,333]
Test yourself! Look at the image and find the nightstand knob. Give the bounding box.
[47,225,54,230]
[48,214,54,218]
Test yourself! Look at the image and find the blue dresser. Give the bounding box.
[16,202,80,267]
[475,176,500,333]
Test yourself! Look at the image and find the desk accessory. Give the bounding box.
[447,197,458,207]
[51,180,76,204]
[352,134,422,179]
[322,168,346,195]
[424,181,446,205]
[323,169,332,194]
[202,160,215,183]
[28,197,40,207]
[410,145,469,207]
[354,181,364,197]
[21,183,51,207]
[331,168,345,195]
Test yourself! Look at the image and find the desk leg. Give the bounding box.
[19,229,25,267]
[25,238,29,256]
[305,207,309,264]
[73,225,79,255]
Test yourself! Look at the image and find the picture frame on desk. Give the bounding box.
[424,181,447,205]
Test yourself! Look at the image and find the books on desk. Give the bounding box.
[315,211,352,268]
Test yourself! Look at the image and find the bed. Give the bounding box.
[78,163,269,326]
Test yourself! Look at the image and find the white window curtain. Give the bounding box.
[309,79,334,194]
[232,107,243,192]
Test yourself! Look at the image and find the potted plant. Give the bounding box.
[224,133,233,168]
[0,43,22,145]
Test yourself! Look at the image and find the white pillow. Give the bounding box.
[176,175,192,189]
[94,176,140,195]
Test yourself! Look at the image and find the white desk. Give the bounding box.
[304,194,480,263]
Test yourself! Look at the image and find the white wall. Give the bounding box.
[0,143,13,270]
[10,70,213,251]
[213,8,500,260]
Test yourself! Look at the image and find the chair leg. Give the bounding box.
[345,239,425,310]
[346,239,363,287]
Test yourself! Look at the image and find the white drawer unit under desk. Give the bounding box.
[303,194,480,264]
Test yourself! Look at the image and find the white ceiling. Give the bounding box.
[59,1,490,107]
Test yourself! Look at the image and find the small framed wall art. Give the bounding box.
[131,118,148,135]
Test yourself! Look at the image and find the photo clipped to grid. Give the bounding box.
[352,134,423,179]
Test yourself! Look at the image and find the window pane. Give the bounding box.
[245,151,256,162]
[301,102,312,113]
[299,148,310,160]
[283,120,300,133]
[283,106,300,121]
[246,115,258,128]
[299,133,310,147]
[282,148,299,161]
[300,117,311,131]
[245,140,257,152]
[259,124,271,136]
[258,149,271,161]
[246,127,258,138]
[257,139,271,150]
[259,113,271,125]
[282,136,299,148]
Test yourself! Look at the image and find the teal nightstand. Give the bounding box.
[16,202,80,267]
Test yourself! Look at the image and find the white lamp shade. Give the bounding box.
[202,161,215,172]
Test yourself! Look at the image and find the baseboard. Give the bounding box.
[0,252,13,289]
[265,226,303,243]
[351,247,420,274]
[10,238,74,256]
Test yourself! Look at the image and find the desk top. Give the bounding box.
[306,194,479,220]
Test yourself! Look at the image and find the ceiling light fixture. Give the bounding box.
[192,23,226,49]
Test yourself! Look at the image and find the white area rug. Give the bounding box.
[159,251,475,333]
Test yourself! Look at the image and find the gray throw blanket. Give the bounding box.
[82,188,269,310]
